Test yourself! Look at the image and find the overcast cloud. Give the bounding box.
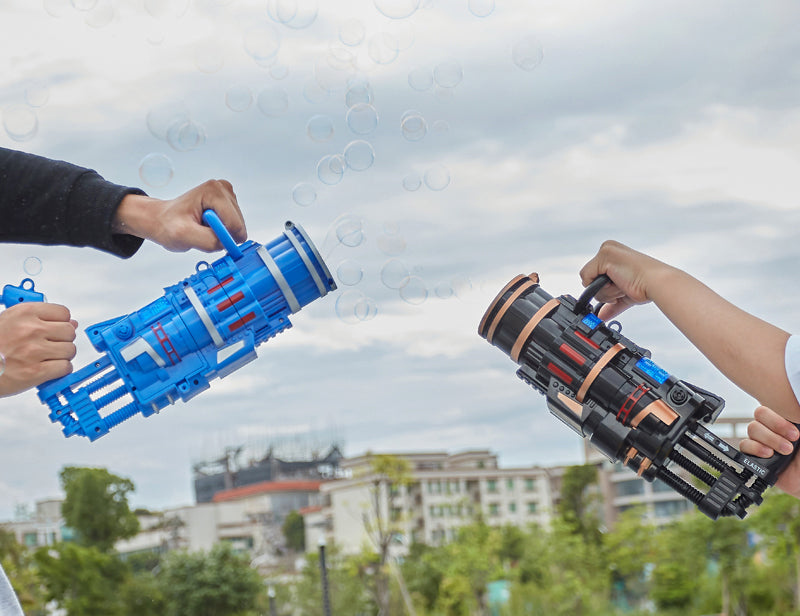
[0,0,799,518]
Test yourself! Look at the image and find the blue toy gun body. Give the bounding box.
[1,278,45,306]
[24,211,335,441]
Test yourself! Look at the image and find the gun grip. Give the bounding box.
[202,210,243,260]
[1,279,44,306]
[755,422,800,486]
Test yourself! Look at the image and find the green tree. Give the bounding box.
[158,542,263,616]
[60,466,139,552]
[557,464,601,542]
[292,545,374,616]
[0,529,47,615]
[282,510,305,552]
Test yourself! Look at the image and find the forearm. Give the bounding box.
[648,267,800,421]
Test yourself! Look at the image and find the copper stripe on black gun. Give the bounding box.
[478,273,798,520]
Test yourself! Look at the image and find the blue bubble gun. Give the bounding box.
[36,211,336,441]
[1,278,45,306]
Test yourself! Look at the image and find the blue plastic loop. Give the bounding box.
[202,210,243,260]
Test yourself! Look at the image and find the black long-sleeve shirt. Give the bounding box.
[0,147,145,257]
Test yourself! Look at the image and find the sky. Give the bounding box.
[0,0,799,519]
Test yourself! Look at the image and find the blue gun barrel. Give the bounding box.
[37,212,336,441]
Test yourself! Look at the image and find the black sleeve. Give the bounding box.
[0,147,146,258]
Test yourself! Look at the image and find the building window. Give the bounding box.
[23,532,37,547]
[391,507,402,522]
[527,502,537,514]
[616,479,645,497]
[449,480,460,494]
[525,478,536,492]
[506,478,514,491]
[487,479,498,494]
[509,502,517,514]
[488,503,500,516]
[654,500,691,518]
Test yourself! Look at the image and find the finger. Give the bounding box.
[6,302,71,322]
[46,322,78,343]
[739,437,775,459]
[184,226,223,253]
[39,359,73,383]
[747,420,795,455]
[206,181,247,242]
[597,297,635,321]
[42,341,77,361]
[754,405,800,441]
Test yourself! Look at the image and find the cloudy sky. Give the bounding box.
[1,0,799,519]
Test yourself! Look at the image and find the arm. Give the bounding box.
[580,240,800,422]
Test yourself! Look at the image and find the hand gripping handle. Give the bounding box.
[202,210,243,260]
[575,274,611,314]
[756,426,800,486]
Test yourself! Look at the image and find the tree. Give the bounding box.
[557,464,601,542]
[158,542,263,616]
[60,466,139,552]
[282,510,305,552]
[0,528,47,615]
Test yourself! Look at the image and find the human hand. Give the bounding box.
[112,179,247,252]
[0,303,77,397]
[579,240,676,320]
[739,405,800,499]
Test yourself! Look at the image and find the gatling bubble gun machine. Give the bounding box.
[1,211,335,441]
[479,273,799,520]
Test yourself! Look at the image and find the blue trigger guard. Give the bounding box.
[202,210,243,260]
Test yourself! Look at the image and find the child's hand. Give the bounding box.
[740,405,800,498]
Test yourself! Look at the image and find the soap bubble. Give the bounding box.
[138,153,174,188]
[336,290,377,324]
[408,67,433,92]
[225,85,253,112]
[435,282,454,299]
[24,257,43,276]
[44,0,70,17]
[452,275,474,298]
[146,101,190,140]
[339,18,365,46]
[346,103,378,135]
[368,33,399,65]
[402,172,421,191]
[377,233,406,256]
[468,0,494,17]
[433,59,463,88]
[270,63,289,79]
[336,259,364,286]
[317,154,345,185]
[257,87,289,116]
[268,0,318,29]
[381,259,410,289]
[306,114,335,141]
[2,105,38,142]
[85,1,115,28]
[343,140,375,171]
[336,215,365,247]
[424,163,451,190]
[24,81,49,108]
[292,182,317,206]
[400,276,427,305]
[512,34,544,71]
[166,120,206,152]
[373,0,419,19]
[345,77,374,107]
[303,79,329,104]
[243,23,281,62]
[401,112,427,142]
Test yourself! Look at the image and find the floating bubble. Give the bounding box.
[512,34,544,71]
[377,233,406,256]
[2,105,38,142]
[344,140,375,171]
[317,154,345,185]
[468,0,494,17]
[383,221,399,234]
[381,259,410,289]
[243,23,281,62]
[336,259,364,286]
[336,215,365,247]
[339,18,365,46]
[268,0,318,29]
[257,87,289,116]
[452,275,473,299]
[400,276,427,305]
[387,21,416,51]
[328,43,357,71]
[368,33,400,65]
[433,59,463,88]
[23,257,43,277]
[71,0,97,10]
[345,76,373,107]
[146,101,190,140]
[225,85,253,112]
[194,42,224,73]
[335,290,376,324]
[435,282,454,299]
[270,63,289,80]
[424,163,451,191]
[166,120,206,152]
[346,103,378,135]
[85,1,115,28]
[373,0,419,19]
[306,114,334,142]
[401,112,427,142]
[292,182,317,206]
[314,61,353,95]
[138,153,174,188]
[144,0,190,19]
[408,66,433,92]
[431,119,450,138]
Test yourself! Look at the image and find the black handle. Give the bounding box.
[756,424,800,486]
[575,274,611,314]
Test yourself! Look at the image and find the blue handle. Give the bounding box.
[202,210,243,260]
[1,278,45,307]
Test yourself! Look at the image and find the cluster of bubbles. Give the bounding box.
[1,80,49,142]
[326,216,473,324]
[401,163,451,192]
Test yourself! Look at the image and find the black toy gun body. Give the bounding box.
[479,273,799,520]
